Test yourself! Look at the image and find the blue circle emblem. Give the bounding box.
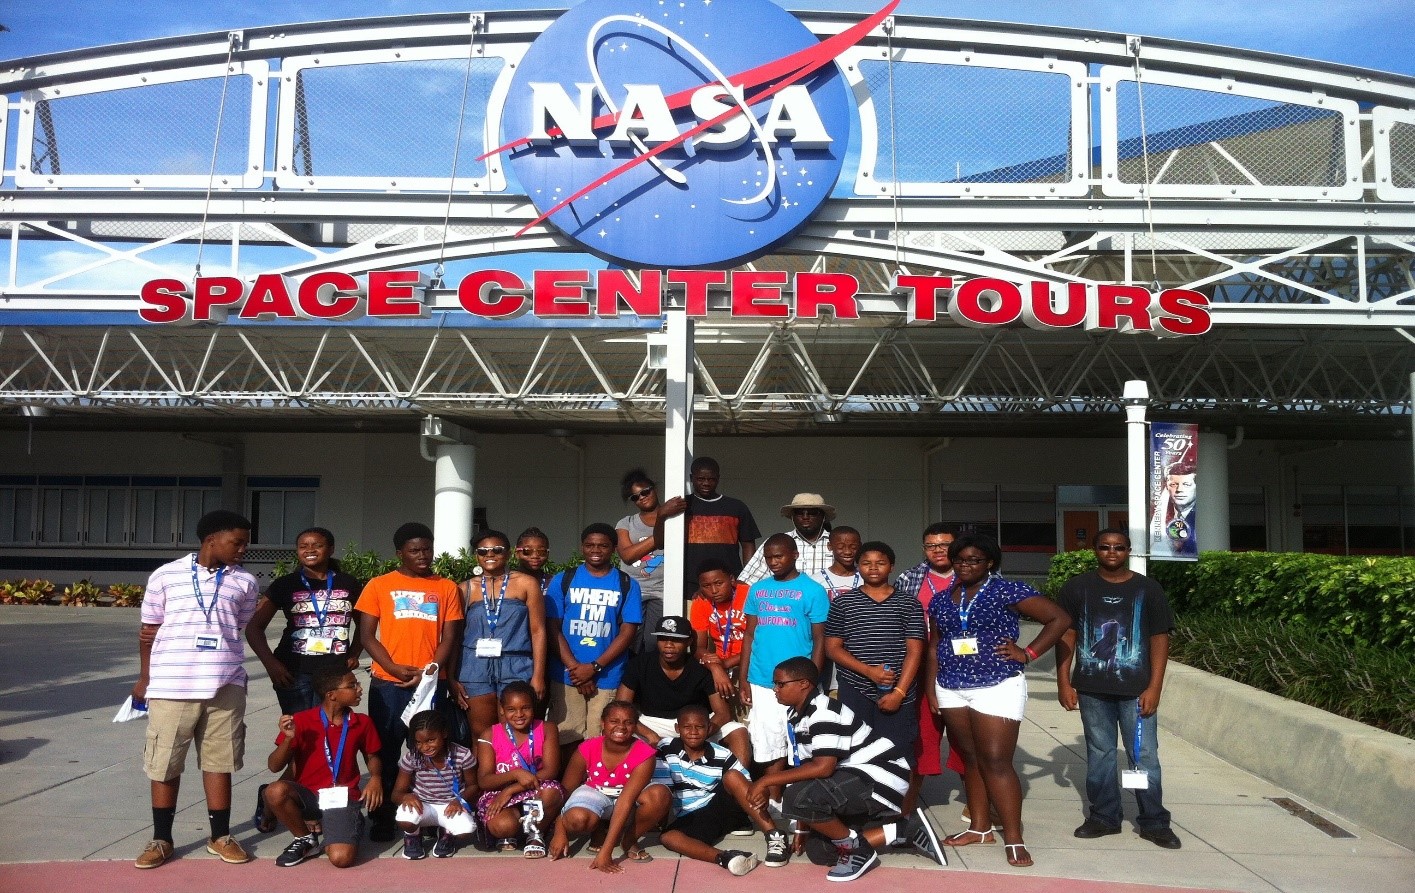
[502,0,851,268]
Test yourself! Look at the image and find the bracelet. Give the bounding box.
[1023,645,1040,663]
[892,687,906,697]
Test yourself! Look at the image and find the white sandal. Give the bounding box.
[944,828,995,846]
[1004,843,1033,867]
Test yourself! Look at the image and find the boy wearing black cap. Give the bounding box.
[617,616,751,767]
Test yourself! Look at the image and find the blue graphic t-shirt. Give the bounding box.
[743,574,830,688]
[546,564,643,689]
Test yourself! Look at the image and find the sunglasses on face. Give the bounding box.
[630,486,655,501]
[516,547,549,556]
[475,546,508,556]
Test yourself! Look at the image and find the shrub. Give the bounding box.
[61,579,103,606]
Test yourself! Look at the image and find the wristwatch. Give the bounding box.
[590,661,602,674]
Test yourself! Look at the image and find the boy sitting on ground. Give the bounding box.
[750,657,946,883]
[263,668,383,868]
[645,704,778,875]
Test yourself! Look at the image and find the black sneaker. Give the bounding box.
[826,839,878,883]
[402,833,428,860]
[803,831,838,866]
[252,783,273,832]
[432,830,457,858]
[275,833,321,868]
[370,816,397,842]
[763,830,789,867]
[901,811,947,865]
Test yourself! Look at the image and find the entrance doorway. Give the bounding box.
[1059,506,1128,553]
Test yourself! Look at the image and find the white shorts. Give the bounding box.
[935,674,1028,722]
[640,713,747,743]
[747,684,791,762]
[395,801,477,836]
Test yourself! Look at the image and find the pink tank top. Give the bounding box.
[487,720,546,774]
[579,737,655,794]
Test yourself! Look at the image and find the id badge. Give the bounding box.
[475,637,503,658]
[306,636,334,654]
[193,633,221,651]
[318,786,350,810]
[1121,769,1150,790]
[951,636,979,656]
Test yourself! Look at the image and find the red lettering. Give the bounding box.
[139,278,191,324]
[951,277,1022,327]
[193,276,244,322]
[796,272,860,319]
[898,275,953,323]
[533,269,592,317]
[1156,288,1212,336]
[238,274,297,319]
[668,270,726,316]
[731,270,789,318]
[1021,282,1087,330]
[458,270,527,318]
[595,269,662,317]
[297,272,361,319]
[1093,285,1153,332]
[367,270,427,318]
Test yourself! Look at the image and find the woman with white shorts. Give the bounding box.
[923,533,1070,869]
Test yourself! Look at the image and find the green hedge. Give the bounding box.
[1045,550,1415,650]
[1171,612,1415,739]
[274,544,590,584]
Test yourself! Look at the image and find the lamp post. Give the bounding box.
[1124,380,1150,575]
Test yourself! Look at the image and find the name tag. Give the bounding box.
[306,636,335,654]
[1121,769,1150,790]
[951,637,979,656]
[475,638,503,658]
[193,633,221,651]
[318,786,350,810]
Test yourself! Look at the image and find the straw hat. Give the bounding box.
[780,493,837,520]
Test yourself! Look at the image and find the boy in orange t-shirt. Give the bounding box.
[354,522,464,839]
[690,559,750,705]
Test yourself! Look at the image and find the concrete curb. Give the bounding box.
[1160,661,1415,850]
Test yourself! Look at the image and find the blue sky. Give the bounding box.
[2,0,1411,76]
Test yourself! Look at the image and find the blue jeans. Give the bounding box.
[367,677,417,821]
[1078,692,1171,831]
[272,670,318,715]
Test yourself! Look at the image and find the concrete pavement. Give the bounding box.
[2,607,1411,892]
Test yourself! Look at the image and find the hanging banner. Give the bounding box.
[1148,422,1199,560]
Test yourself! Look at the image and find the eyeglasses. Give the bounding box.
[630,486,655,501]
[475,545,508,556]
[334,682,362,691]
[516,547,549,557]
[772,678,808,689]
[922,541,953,551]
[953,557,989,566]
[1096,544,1130,552]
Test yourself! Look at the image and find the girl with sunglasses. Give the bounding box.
[452,529,548,742]
[616,468,687,654]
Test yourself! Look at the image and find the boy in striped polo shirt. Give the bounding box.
[647,705,775,875]
[133,510,262,870]
[750,657,945,883]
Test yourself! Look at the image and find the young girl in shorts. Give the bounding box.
[549,700,667,873]
[475,681,565,858]
[391,710,480,860]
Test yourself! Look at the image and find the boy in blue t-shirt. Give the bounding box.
[737,532,828,864]
[546,522,643,747]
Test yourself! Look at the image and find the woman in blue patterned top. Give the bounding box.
[924,533,1069,869]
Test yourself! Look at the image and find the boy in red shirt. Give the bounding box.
[262,668,383,868]
[690,559,749,703]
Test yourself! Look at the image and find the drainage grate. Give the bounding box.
[1266,797,1357,839]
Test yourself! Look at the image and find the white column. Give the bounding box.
[433,443,476,553]
[1197,430,1230,551]
[661,309,695,617]
[1124,380,1149,575]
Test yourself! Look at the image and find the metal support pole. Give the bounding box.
[1124,380,1150,575]
[433,443,476,552]
[661,309,695,617]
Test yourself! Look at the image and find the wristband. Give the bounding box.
[1023,645,1040,663]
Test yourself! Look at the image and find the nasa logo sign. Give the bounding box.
[493,0,882,268]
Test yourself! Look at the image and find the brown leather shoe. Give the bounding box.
[134,839,173,869]
[206,834,253,863]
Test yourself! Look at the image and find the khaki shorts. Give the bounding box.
[548,682,615,745]
[143,684,247,781]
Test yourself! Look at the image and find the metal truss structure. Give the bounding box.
[1,9,1413,436]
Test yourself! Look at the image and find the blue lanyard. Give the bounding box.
[785,721,800,767]
[823,569,861,599]
[1132,705,1144,771]
[300,571,333,633]
[190,556,225,627]
[504,722,536,773]
[482,573,509,635]
[713,606,735,652]
[951,575,991,634]
[319,710,351,786]
[429,751,464,803]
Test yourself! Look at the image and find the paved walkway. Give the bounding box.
[2,608,1411,892]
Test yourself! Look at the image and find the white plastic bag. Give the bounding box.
[399,663,439,725]
[113,696,149,723]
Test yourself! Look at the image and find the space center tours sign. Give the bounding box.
[138,0,1212,335]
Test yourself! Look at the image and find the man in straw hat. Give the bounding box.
[739,493,836,586]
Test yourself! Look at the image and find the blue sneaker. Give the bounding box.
[402,832,428,860]
[826,839,878,882]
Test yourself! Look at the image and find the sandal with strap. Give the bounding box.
[1004,843,1033,867]
[625,847,654,863]
[524,839,547,859]
[944,828,996,846]
[497,837,519,852]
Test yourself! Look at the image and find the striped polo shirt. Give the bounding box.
[787,693,910,815]
[652,737,748,815]
[141,553,260,700]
